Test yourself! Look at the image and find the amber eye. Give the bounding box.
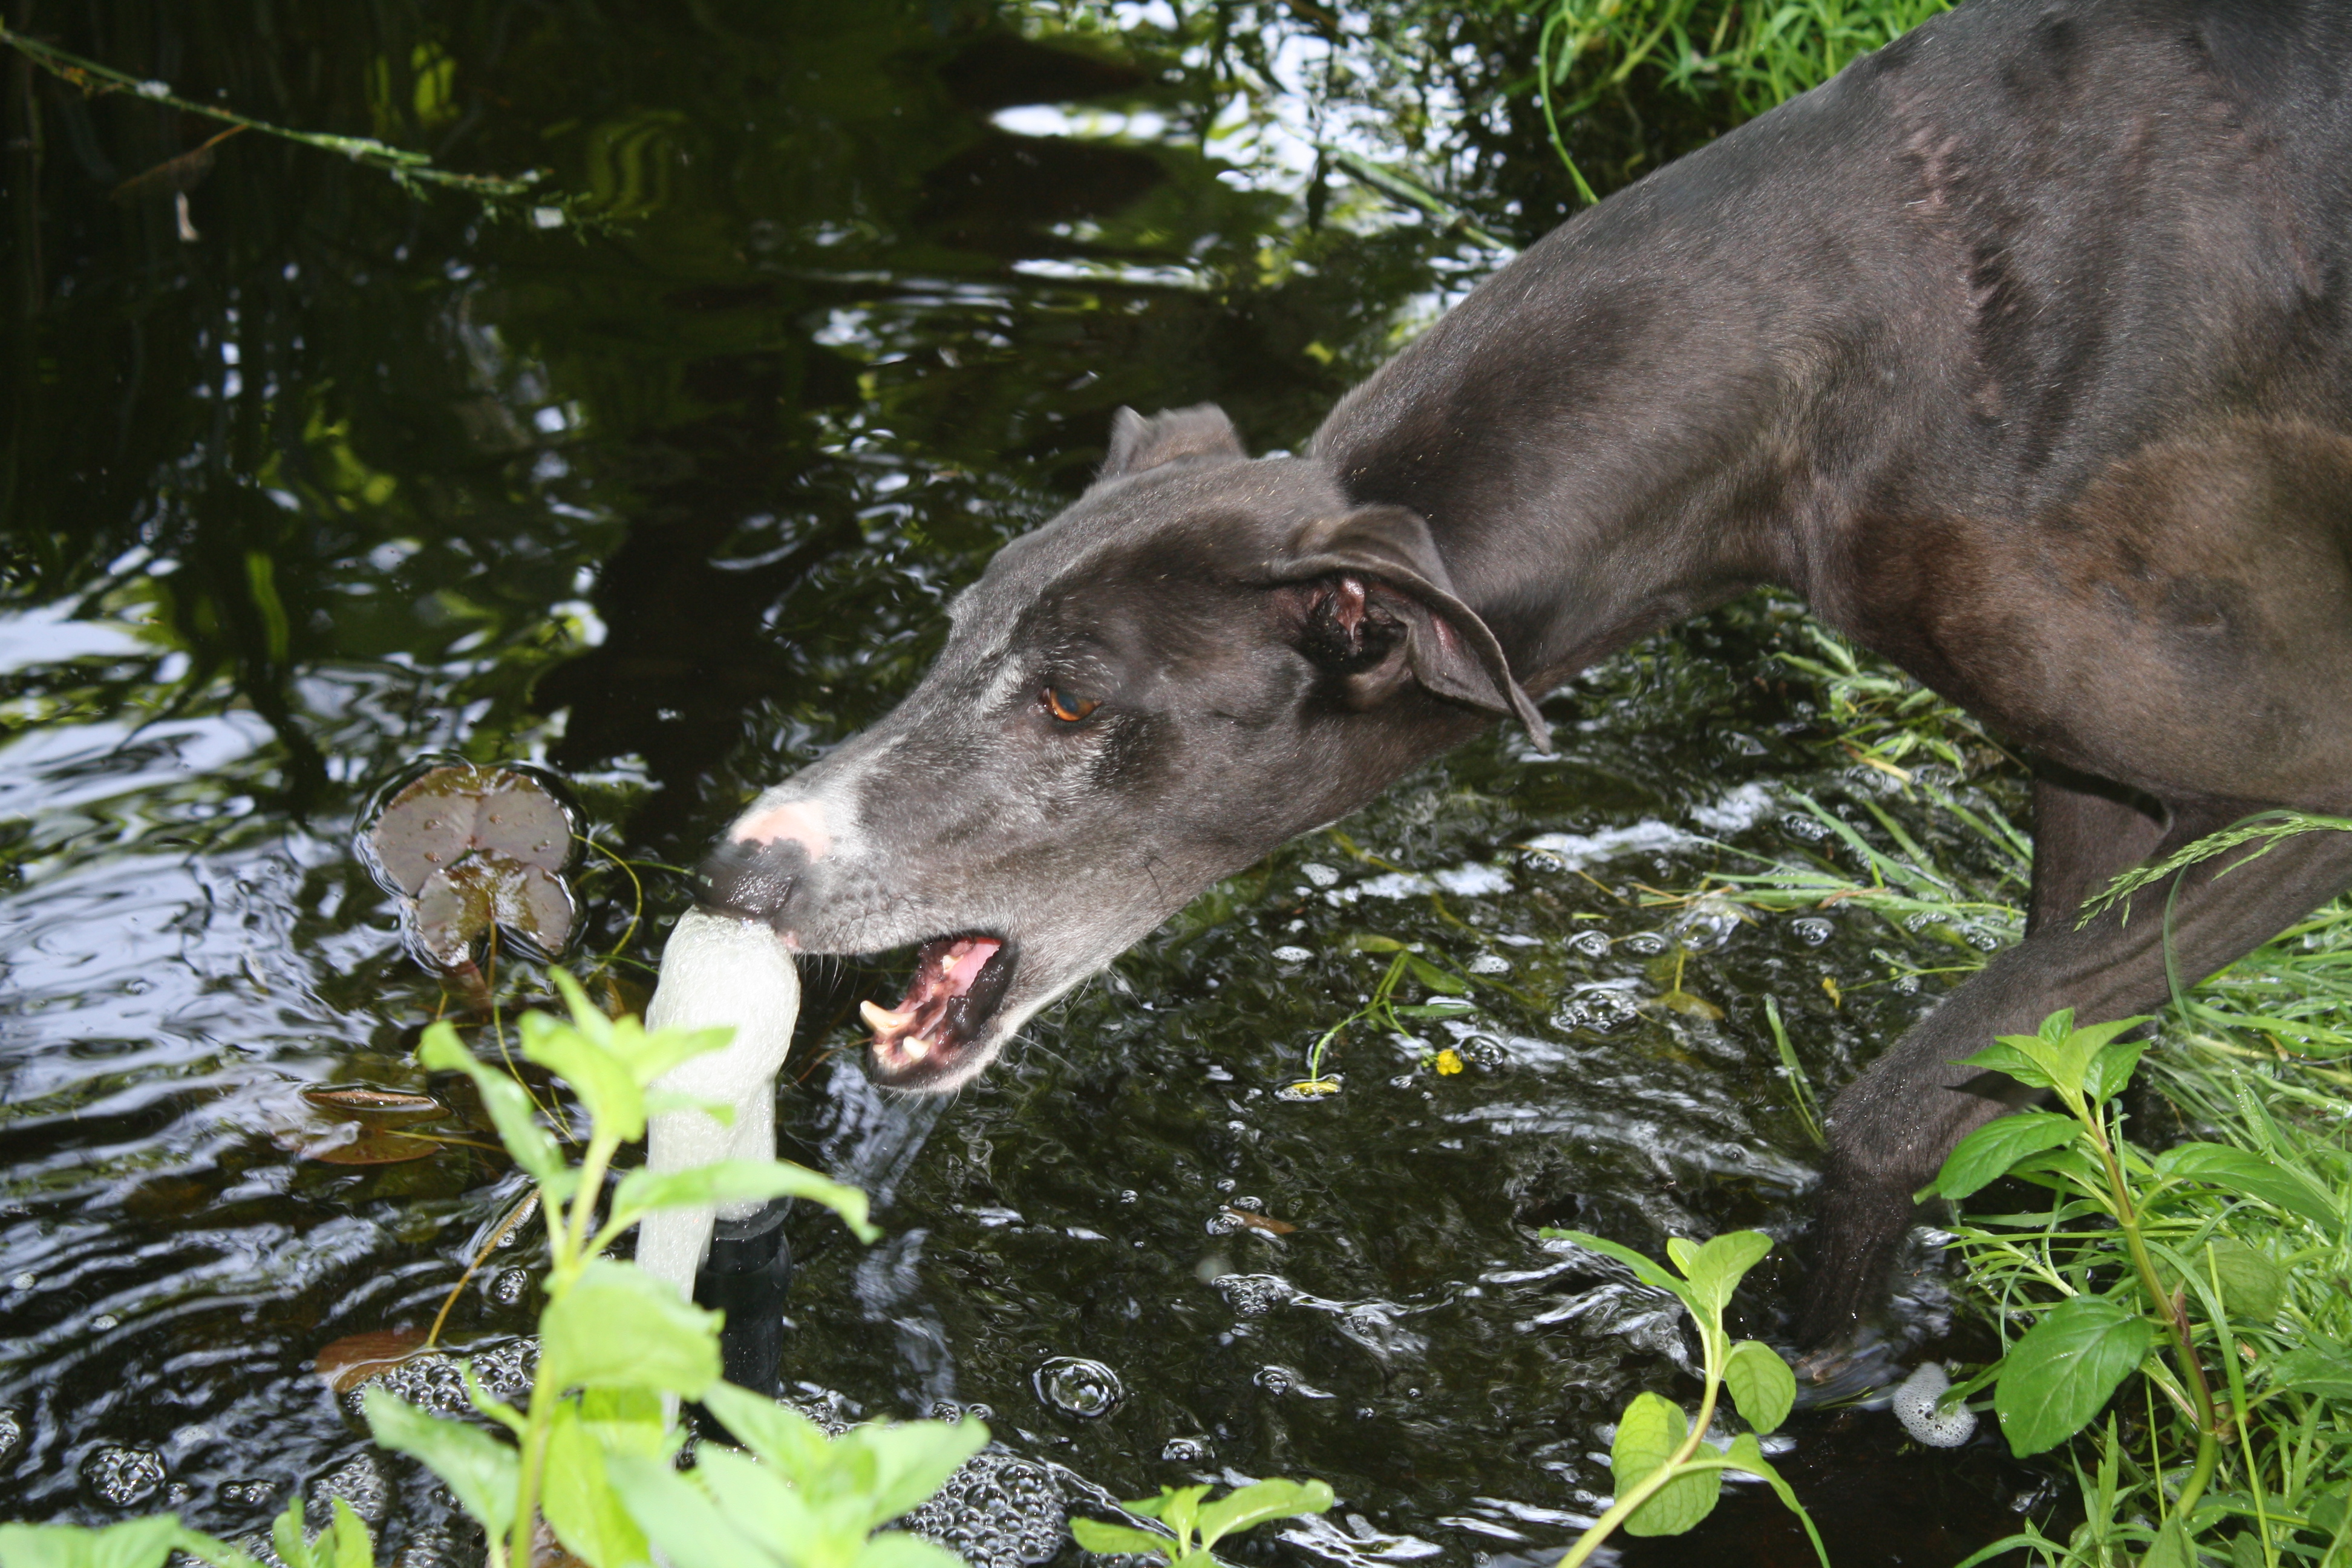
[1044,686,1099,723]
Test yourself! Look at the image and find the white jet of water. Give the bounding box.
[633,909,801,1302]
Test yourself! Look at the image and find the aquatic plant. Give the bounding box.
[0,979,976,1568]
[1070,1478,1337,1567]
[1540,1229,1828,1566]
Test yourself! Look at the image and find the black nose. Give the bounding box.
[694,835,808,923]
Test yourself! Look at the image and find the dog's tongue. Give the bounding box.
[861,934,1004,1063]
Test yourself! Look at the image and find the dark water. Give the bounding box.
[2,4,2046,1563]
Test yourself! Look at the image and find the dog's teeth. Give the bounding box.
[901,1034,935,1061]
[860,1000,915,1033]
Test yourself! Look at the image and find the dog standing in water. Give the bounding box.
[687,0,2352,1343]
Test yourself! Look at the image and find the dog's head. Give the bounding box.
[695,405,1550,1091]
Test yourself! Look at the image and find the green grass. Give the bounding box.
[1702,627,2352,1567]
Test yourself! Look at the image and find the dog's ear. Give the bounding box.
[1096,403,1248,484]
[1275,505,1553,753]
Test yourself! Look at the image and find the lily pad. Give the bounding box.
[369,764,575,895]
[373,763,581,970]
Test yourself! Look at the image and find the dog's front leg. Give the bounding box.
[1795,793,2352,1347]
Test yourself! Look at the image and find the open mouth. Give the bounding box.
[859,932,1015,1087]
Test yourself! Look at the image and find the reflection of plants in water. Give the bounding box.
[1541,1229,1826,1567]
[0,25,572,215]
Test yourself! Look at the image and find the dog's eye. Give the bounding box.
[1043,687,1099,724]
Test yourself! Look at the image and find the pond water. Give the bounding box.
[4,4,2049,1563]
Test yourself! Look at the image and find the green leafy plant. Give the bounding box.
[1538,1229,1828,1567]
[0,976,979,1568]
[1290,933,1489,1095]
[1070,1479,1337,1567]
[1924,1009,2352,1567]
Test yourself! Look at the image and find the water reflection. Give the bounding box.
[5,1,2039,1561]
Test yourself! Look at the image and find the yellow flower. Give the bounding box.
[1432,1048,1465,1076]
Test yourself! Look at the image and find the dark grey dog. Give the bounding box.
[697,0,2352,1341]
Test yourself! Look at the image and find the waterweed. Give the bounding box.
[0,975,979,1568]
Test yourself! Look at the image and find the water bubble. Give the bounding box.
[308,1454,390,1524]
[1160,1436,1212,1463]
[1034,1356,1123,1419]
[83,1445,166,1507]
[90,1314,120,1331]
[1790,916,1835,947]
[489,1268,532,1305]
[219,1479,277,1511]
[1214,1273,1296,1316]
[1254,1365,1296,1396]
[1271,946,1313,964]
[1118,1190,1137,1204]
[901,1452,1063,1568]
[1553,984,1643,1034]
[1301,863,1340,888]
[0,1408,21,1466]
[1782,813,1831,842]
[8,1273,34,1291]
[1620,932,1669,956]
[1467,953,1511,975]
[1566,930,1611,959]
[1892,1362,1977,1447]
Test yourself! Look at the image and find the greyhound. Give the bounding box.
[690,0,2352,1343]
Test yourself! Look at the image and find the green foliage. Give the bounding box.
[1537,1229,1826,1566]
[1691,629,2352,1567]
[1524,0,1953,199]
[0,980,956,1568]
[1927,1009,2352,1566]
[1070,1478,1336,1568]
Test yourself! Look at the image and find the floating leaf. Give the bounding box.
[372,769,488,897]
[1657,989,1725,1021]
[2161,1237,2287,1325]
[370,765,579,969]
[315,1328,429,1393]
[1218,1207,1297,1236]
[301,1086,443,1121]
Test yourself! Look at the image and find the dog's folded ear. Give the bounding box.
[1095,404,1249,484]
[1275,506,1554,753]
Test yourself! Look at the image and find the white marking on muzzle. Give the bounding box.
[732,797,831,860]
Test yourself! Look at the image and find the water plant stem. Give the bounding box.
[1557,1337,1725,1567]
[2078,1101,2221,1520]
